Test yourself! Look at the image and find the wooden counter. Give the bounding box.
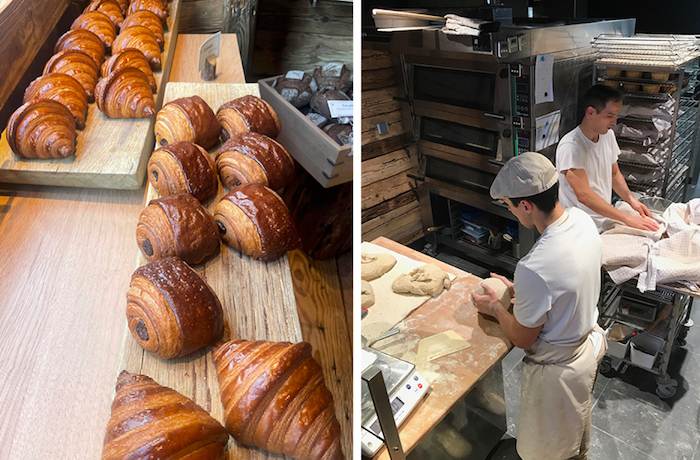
[368,237,513,459]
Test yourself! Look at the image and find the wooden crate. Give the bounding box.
[258,76,352,188]
[0,0,182,189]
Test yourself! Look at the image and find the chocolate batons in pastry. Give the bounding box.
[7,100,77,159]
[44,50,100,103]
[122,10,164,48]
[101,49,157,92]
[54,29,105,68]
[212,340,344,460]
[128,0,169,26]
[137,193,219,265]
[71,11,117,50]
[215,132,295,190]
[23,73,88,129]
[95,67,156,118]
[214,183,301,261]
[101,371,229,460]
[216,95,281,141]
[155,96,221,149]
[126,257,224,359]
[112,25,162,71]
[85,0,124,31]
[148,141,218,202]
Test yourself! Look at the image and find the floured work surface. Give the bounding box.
[368,237,513,460]
[118,82,303,459]
[361,240,456,344]
[0,0,182,189]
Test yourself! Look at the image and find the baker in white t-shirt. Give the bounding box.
[471,152,606,460]
[556,84,659,232]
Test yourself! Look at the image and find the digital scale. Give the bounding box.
[361,348,430,457]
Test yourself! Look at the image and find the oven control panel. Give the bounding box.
[517,130,531,155]
[514,75,530,118]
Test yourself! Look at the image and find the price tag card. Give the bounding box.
[198,32,221,72]
[328,100,353,119]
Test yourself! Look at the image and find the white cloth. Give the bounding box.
[514,208,603,346]
[442,14,491,36]
[556,127,620,231]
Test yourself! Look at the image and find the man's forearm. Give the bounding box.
[494,304,537,349]
[612,170,635,203]
[578,188,631,224]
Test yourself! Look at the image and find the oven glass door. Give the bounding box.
[413,65,496,112]
[421,117,499,158]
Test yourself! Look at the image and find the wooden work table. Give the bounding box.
[367,237,513,459]
[0,32,352,460]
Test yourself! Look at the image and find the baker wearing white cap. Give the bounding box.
[471,152,606,460]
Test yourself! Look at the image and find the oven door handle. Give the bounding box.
[488,159,505,167]
[483,112,506,121]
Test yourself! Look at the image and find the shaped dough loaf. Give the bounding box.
[361,253,396,280]
[361,280,375,309]
[391,263,450,297]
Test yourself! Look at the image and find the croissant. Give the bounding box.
[101,371,229,460]
[95,67,155,118]
[216,95,281,142]
[214,183,301,261]
[23,73,88,130]
[85,0,124,30]
[212,340,343,460]
[122,10,164,48]
[101,49,156,92]
[128,0,169,26]
[54,29,105,68]
[215,132,295,190]
[113,0,128,14]
[126,256,224,359]
[71,11,117,50]
[44,50,100,103]
[154,96,221,149]
[136,193,220,265]
[148,141,218,202]
[7,100,76,159]
[113,25,162,71]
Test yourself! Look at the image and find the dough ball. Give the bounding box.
[361,253,397,280]
[474,277,512,309]
[361,280,375,309]
[392,263,451,297]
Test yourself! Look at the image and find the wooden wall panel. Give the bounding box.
[179,0,223,33]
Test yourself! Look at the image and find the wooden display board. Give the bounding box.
[0,0,182,189]
[117,82,305,459]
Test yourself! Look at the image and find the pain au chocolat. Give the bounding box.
[154,95,221,150]
[148,141,219,202]
[216,95,281,141]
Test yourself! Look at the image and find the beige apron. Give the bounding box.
[516,324,606,460]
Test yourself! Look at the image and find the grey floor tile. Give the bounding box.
[588,426,656,460]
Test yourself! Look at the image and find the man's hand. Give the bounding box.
[623,213,660,232]
[471,282,503,318]
[489,272,515,299]
[629,197,653,218]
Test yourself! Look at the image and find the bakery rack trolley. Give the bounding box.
[592,34,700,202]
[597,275,696,399]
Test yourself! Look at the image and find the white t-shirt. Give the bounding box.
[513,208,602,346]
[556,126,620,231]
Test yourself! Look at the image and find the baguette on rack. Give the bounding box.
[154,95,221,149]
[95,67,155,118]
[71,11,117,50]
[216,95,281,141]
[212,340,344,460]
[23,73,88,129]
[54,29,106,68]
[44,50,100,103]
[6,100,76,159]
[148,141,219,202]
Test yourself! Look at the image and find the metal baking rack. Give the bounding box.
[593,35,700,200]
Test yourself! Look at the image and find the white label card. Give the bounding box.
[285,70,305,80]
[535,53,554,104]
[198,32,221,72]
[535,110,561,151]
[328,100,354,118]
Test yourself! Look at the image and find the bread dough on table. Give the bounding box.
[361,280,375,309]
[361,253,397,280]
[473,277,512,309]
[391,263,451,297]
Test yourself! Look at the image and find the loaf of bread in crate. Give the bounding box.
[44,50,100,103]
[310,89,351,120]
[54,29,106,68]
[71,11,117,50]
[85,0,124,30]
[101,49,157,92]
[122,10,164,48]
[128,0,169,26]
[147,141,219,202]
[154,95,221,149]
[6,100,77,159]
[112,25,161,71]
[216,95,281,141]
[312,62,352,93]
[95,67,155,118]
[272,71,318,108]
[23,73,88,130]
[126,256,224,359]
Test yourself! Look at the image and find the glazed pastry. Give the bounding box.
[214,183,301,261]
[122,10,164,48]
[85,0,124,30]
[71,11,117,50]
[112,25,161,71]
[216,95,281,141]
[215,132,295,190]
[44,50,100,102]
[23,73,88,129]
[126,256,224,359]
[101,371,229,460]
[128,0,169,26]
[212,340,343,460]
[113,0,129,15]
[95,67,155,118]
[54,29,105,68]
[7,100,76,159]
[148,141,218,202]
[154,96,221,149]
[136,193,220,265]
[101,49,157,92]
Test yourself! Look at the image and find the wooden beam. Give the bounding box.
[361,190,419,223]
[361,201,424,244]
[361,110,406,146]
[222,0,258,72]
[362,67,396,91]
[362,170,413,210]
[362,135,409,162]
[362,86,401,119]
[362,48,392,71]
[361,146,417,187]
[178,0,223,33]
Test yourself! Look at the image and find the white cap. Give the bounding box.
[490,152,558,199]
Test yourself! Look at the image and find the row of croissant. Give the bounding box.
[106,93,344,458]
[6,0,169,159]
